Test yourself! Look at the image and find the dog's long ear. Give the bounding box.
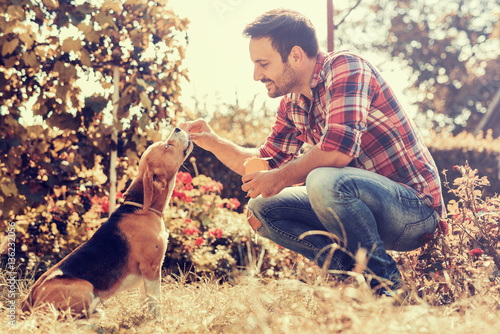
[143,168,168,213]
[143,168,154,213]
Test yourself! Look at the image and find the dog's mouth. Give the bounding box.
[183,139,193,157]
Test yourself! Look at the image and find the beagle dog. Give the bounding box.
[20,128,193,319]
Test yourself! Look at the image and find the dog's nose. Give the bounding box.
[174,128,181,133]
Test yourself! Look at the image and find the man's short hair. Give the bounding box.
[243,9,319,63]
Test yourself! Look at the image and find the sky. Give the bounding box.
[167,0,415,116]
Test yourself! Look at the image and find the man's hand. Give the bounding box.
[241,169,286,199]
[179,119,217,151]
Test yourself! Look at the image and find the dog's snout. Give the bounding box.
[174,127,181,133]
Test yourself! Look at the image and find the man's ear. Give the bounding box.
[288,46,304,65]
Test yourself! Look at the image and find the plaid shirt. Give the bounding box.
[259,51,444,215]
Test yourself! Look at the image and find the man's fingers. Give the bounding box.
[179,119,200,132]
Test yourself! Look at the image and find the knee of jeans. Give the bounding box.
[247,197,265,218]
[307,167,357,201]
[306,168,336,209]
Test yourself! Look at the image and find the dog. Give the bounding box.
[20,128,193,319]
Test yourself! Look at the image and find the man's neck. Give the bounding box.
[294,56,318,99]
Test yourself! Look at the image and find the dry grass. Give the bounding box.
[3,270,500,334]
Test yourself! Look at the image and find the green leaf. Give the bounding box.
[2,38,19,56]
[0,180,18,197]
[42,0,59,10]
[47,112,79,131]
[23,51,40,68]
[61,38,82,53]
[140,91,152,111]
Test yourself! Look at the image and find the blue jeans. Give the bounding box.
[248,167,439,288]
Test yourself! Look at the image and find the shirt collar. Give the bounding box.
[310,52,328,89]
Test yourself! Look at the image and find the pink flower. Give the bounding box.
[195,237,204,246]
[469,248,484,257]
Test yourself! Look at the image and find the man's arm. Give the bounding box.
[179,119,260,175]
[241,145,352,198]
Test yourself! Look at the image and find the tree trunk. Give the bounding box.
[109,66,120,216]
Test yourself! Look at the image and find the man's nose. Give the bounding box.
[253,66,263,82]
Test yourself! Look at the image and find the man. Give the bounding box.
[180,9,443,294]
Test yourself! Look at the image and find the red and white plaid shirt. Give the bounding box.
[259,51,444,215]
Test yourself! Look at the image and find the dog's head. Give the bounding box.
[126,128,193,212]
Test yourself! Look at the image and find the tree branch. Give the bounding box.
[335,0,363,28]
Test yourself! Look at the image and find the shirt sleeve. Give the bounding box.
[258,98,303,168]
[319,54,372,158]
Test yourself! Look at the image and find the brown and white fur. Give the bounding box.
[20,128,193,319]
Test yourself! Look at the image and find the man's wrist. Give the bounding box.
[274,166,292,189]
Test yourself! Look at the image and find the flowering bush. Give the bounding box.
[394,163,500,305]
[163,171,316,280]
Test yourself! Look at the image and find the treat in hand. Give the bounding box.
[244,156,270,174]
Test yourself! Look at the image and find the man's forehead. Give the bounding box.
[249,37,279,62]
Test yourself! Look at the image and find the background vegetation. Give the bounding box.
[1,0,499,332]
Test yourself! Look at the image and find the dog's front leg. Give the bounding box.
[143,277,162,319]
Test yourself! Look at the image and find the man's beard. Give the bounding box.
[263,62,299,98]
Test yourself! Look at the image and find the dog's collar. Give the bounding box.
[122,201,163,217]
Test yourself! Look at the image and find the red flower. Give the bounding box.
[419,232,435,245]
[208,228,223,239]
[438,219,449,235]
[469,248,484,257]
[176,172,193,191]
[184,218,192,224]
[453,165,459,171]
[195,237,204,246]
[226,198,241,210]
[183,227,200,236]
[172,189,194,203]
[202,181,223,193]
[101,198,110,213]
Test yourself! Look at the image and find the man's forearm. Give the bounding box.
[206,135,261,175]
[241,145,353,199]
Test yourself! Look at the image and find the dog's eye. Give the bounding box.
[153,174,159,182]
[165,144,170,150]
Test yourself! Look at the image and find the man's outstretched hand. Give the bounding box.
[179,119,217,151]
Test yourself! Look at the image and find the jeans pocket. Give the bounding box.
[392,212,438,252]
